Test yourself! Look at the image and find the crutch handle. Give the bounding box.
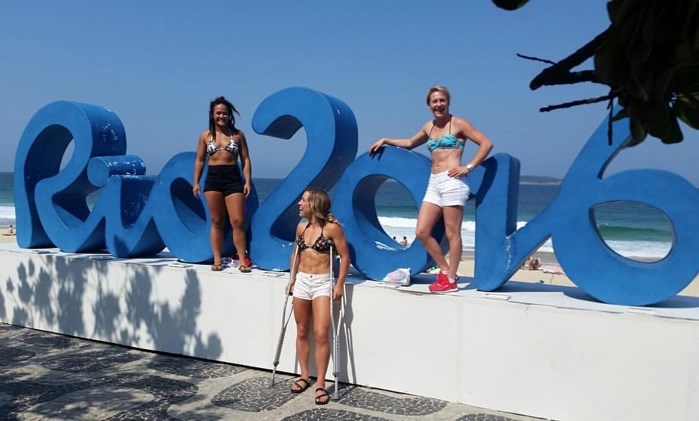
[271,245,300,387]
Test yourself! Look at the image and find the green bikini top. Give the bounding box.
[426,118,464,152]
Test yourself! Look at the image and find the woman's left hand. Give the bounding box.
[332,284,344,300]
[243,182,251,197]
[448,166,469,178]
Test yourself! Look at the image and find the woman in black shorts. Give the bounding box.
[193,96,253,272]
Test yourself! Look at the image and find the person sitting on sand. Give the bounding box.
[3,224,15,236]
[525,256,541,270]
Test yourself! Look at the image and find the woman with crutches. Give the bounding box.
[287,188,350,406]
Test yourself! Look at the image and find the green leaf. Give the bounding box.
[645,98,673,131]
[648,111,684,143]
[675,97,699,129]
[629,117,648,146]
[612,107,628,121]
[508,0,699,149]
[674,66,699,92]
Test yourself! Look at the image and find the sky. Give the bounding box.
[1,0,698,184]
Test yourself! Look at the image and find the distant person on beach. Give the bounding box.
[193,96,252,272]
[369,85,492,293]
[288,188,350,405]
[4,224,15,236]
[400,236,409,246]
[525,256,541,270]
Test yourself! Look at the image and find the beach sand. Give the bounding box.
[0,227,15,243]
[457,251,699,298]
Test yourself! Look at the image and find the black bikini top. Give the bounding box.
[296,223,333,253]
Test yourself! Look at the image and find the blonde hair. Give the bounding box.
[305,188,338,225]
[426,85,451,105]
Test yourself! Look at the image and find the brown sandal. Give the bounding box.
[291,378,311,394]
[211,264,224,271]
[239,265,251,273]
[315,387,330,405]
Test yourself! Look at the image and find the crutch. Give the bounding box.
[329,245,344,399]
[271,246,299,386]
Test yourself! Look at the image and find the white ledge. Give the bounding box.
[1,244,698,421]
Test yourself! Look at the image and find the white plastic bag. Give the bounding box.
[382,268,411,286]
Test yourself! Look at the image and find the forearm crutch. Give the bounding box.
[329,245,344,400]
[271,246,299,387]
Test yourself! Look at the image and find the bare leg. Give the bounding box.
[312,295,331,404]
[204,191,226,266]
[224,193,248,266]
[293,298,312,389]
[442,205,465,280]
[415,202,448,271]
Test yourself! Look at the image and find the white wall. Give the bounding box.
[1,248,698,421]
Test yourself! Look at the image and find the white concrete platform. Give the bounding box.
[0,243,697,421]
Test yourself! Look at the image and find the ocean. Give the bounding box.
[0,172,674,260]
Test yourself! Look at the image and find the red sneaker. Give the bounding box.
[428,272,458,293]
[232,252,252,268]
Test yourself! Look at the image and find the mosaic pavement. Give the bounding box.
[0,323,544,420]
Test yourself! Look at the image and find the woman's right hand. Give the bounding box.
[243,181,251,198]
[286,281,295,296]
[332,283,344,300]
[192,183,200,198]
[368,139,386,154]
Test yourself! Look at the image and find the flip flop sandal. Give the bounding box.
[211,264,224,271]
[291,378,311,394]
[315,387,330,405]
[239,265,252,273]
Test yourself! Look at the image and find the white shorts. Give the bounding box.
[292,272,331,301]
[422,171,470,207]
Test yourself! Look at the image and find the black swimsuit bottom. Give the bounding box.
[204,165,244,196]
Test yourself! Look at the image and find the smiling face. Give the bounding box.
[428,91,450,119]
[298,191,312,219]
[212,104,230,129]
[297,189,332,222]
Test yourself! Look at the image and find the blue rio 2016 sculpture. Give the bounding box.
[13,87,699,306]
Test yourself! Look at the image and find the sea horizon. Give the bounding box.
[0,172,675,260]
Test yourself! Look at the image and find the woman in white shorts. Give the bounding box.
[369,86,493,293]
[288,188,350,405]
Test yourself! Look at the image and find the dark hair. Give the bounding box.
[208,96,240,137]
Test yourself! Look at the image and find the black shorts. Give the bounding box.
[204,165,244,196]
